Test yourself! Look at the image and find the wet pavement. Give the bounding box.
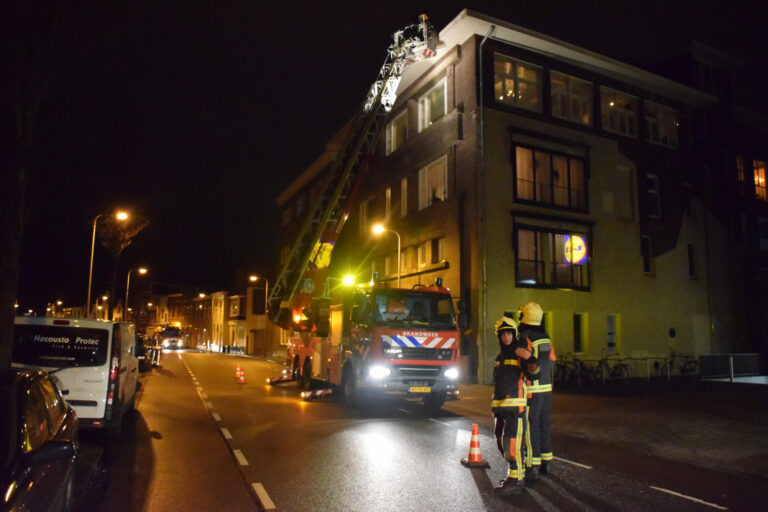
[443,378,768,481]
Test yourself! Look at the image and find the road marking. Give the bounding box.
[206,401,214,408]
[397,408,410,414]
[212,412,221,422]
[429,418,453,427]
[553,456,592,469]
[651,486,728,510]
[252,483,276,510]
[233,449,249,466]
[221,427,232,439]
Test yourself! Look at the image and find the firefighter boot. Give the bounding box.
[494,477,525,495]
[526,466,541,482]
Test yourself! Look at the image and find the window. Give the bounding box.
[641,235,654,274]
[400,178,408,218]
[494,53,542,112]
[646,174,662,218]
[418,156,448,210]
[516,226,590,289]
[550,71,592,125]
[23,388,49,452]
[418,241,428,268]
[385,111,408,155]
[515,146,587,211]
[359,197,375,236]
[687,244,696,278]
[754,160,767,201]
[600,87,638,138]
[573,313,586,353]
[416,238,445,269]
[606,314,619,354]
[418,79,446,132]
[39,378,67,434]
[385,187,391,221]
[645,101,679,148]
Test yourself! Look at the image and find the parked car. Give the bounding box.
[12,317,139,435]
[1,368,78,512]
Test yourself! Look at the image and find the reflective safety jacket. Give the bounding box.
[492,342,538,412]
[520,324,556,393]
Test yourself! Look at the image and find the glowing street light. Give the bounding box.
[125,267,148,321]
[87,210,128,317]
[372,224,401,287]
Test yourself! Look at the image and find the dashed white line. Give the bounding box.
[252,483,276,510]
[233,449,249,466]
[206,401,214,408]
[429,418,453,427]
[651,486,728,510]
[553,456,592,469]
[221,428,232,439]
[397,408,410,414]
[212,412,221,422]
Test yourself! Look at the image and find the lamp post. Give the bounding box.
[87,210,128,316]
[125,267,148,321]
[249,275,269,315]
[372,224,401,287]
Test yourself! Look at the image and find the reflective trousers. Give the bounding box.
[527,391,553,467]
[494,409,527,480]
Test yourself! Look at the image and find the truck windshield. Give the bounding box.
[12,324,109,368]
[372,291,456,329]
[162,327,181,338]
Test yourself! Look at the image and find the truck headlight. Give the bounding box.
[444,367,459,380]
[368,365,391,379]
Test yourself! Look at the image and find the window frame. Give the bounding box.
[418,79,447,132]
[600,86,638,138]
[514,224,591,291]
[493,53,543,112]
[644,100,679,149]
[550,70,593,126]
[646,174,662,219]
[385,110,408,155]
[513,144,588,212]
[418,155,448,211]
[754,160,767,202]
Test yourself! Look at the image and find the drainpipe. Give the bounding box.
[477,25,495,384]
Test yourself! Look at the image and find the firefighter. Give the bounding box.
[518,301,556,480]
[492,315,540,495]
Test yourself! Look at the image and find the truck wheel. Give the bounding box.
[300,359,312,389]
[423,392,446,413]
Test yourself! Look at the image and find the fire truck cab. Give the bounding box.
[287,279,460,412]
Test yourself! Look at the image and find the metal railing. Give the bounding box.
[700,353,762,381]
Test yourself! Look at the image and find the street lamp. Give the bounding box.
[87,210,128,317]
[372,224,401,287]
[249,275,269,315]
[125,267,148,321]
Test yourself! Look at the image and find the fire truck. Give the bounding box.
[268,15,462,411]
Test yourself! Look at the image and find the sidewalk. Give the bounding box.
[443,379,768,480]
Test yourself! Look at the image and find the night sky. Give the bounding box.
[12,0,767,312]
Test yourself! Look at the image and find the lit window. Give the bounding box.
[600,87,638,138]
[550,71,592,125]
[645,101,679,148]
[516,226,590,289]
[754,160,767,201]
[494,53,542,112]
[418,156,448,210]
[646,174,662,219]
[418,79,446,132]
[385,111,408,155]
[515,146,587,211]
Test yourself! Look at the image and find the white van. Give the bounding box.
[12,317,139,435]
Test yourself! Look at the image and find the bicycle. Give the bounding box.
[660,350,698,378]
[554,353,593,388]
[594,357,631,382]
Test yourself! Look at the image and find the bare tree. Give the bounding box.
[97,216,150,318]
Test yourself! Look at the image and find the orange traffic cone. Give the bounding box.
[461,423,489,468]
[238,369,246,384]
[235,364,242,378]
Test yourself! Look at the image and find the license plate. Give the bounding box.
[409,386,431,393]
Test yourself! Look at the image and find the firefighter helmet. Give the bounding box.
[519,301,543,326]
[495,316,518,335]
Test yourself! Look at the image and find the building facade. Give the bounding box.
[275,10,766,384]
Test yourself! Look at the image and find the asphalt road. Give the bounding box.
[77,351,760,511]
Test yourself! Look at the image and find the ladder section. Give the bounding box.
[268,15,437,328]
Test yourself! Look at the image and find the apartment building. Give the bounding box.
[276,10,766,384]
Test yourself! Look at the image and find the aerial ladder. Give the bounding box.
[268,14,438,329]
